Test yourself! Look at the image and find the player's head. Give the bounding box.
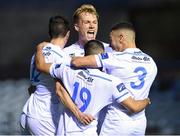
[110,22,136,51]
[49,15,70,43]
[84,40,104,56]
[73,4,99,45]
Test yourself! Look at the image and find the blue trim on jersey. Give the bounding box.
[115,92,129,101]
[43,49,63,58]
[52,68,57,79]
[90,74,112,82]
[98,55,103,67]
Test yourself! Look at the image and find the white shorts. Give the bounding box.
[20,113,31,135]
[26,116,58,135]
[100,117,147,136]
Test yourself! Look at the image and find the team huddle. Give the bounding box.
[20,4,157,136]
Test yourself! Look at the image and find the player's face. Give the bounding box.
[75,12,98,45]
[110,30,123,51]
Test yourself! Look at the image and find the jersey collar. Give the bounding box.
[123,48,141,53]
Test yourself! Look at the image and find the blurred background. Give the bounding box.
[0,0,180,134]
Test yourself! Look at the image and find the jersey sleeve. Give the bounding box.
[111,77,131,103]
[49,63,64,79]
[94,55,103,67]
[42,47,54,63]
[96,53,118,69]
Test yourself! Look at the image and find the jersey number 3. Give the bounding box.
[130,67,147,89]
[72,82,91,112]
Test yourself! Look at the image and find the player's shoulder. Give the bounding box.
[100,41,113,52]
[42,43,65,58]
[43,42,53,49]
[64,42,84,57]
[43,43,60,51]
[63,42,79,51]
[90,69,121,83]
[101,42,109,47]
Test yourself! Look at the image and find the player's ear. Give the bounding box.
[66,31,70,38]
[65,31,70,43]
[119,34,124,42]
[74,23,79,32]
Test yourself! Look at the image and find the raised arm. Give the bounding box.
[121,97,151,113]
[55,81,94,125]
[35,42,51,74]
[71,55,98,68]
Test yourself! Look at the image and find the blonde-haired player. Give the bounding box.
[63,4,111,57]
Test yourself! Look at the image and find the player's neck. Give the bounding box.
[128,42,136,48]
[77,39,86,48]
[50,38,65,49]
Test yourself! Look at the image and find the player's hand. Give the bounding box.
[77,112,95,125]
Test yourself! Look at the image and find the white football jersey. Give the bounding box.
[95,48,157,120]
[63,41,112,57]
[25,43,71,121]
[49,63,131,135]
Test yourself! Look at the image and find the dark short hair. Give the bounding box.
[48,15,70,39]
[84,40,104,56]
[111,22,135,32]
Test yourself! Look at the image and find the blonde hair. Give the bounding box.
[73,4,99,23]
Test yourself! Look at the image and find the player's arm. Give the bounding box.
[71,55,98,68]
[35,42,51,74]
[121,97,151,113]
[56,81,94,125]
[35,43,94,125]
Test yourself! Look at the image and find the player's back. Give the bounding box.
[104,48,157,99]
[27,43,70,120]
[50,64,130,135]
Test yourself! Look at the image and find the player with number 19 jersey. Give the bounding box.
[95,48,157,135]
[22,43,71,134]
[49,63,131,136]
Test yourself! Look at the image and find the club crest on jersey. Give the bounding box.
[101,53,109,59]
[116,83,126,92]
[55,64,61,69]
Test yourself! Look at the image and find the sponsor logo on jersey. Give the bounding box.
[131,56,150,61]
[78,71,94,83]
[43,51,51,56]
[143,56,150,61]
[101,53,109,59]
[116,83,126,92]
[69,53,75,58]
